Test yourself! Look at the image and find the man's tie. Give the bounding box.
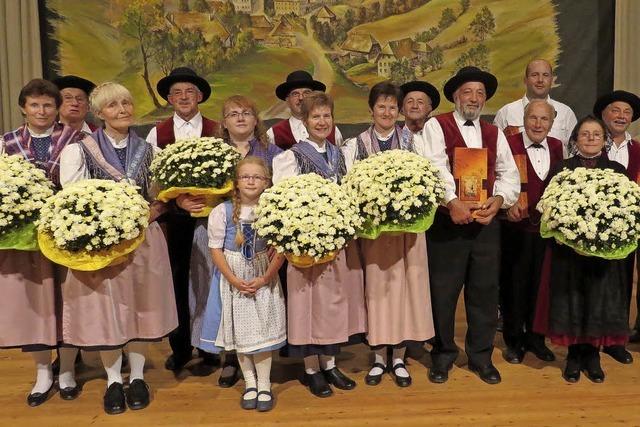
[463,120,474,126]
[529,144,544,149]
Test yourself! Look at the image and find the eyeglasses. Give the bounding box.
[224,111,255,120]
[238,175,268,182]
[169,88,199,97]
[62,95,88,104]
[577,131,604,140]
[287,89,312,99]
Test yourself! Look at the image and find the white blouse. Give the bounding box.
[207,203,256,249]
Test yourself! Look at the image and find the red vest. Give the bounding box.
[624,139,640,183]
[506,132,563,232]
[435,111,498,201]
[271,118,336,150]
[156,115,219,148]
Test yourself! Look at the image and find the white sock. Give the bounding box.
[221,352,238,378]
[369,348,387,376]
[254,352,273,402]
[100,349,123,386]
[238,354,257,400]
[126,342,147,382]
[58,347,78,389]
[304,355,320,375]
[319,355,336,371]
[30,350,53,394]
[392,347,409,378]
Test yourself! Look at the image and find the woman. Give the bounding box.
[272,91,367,398]
[179,95,282,385]
[58,82,178,414]
[0,79,79,406]
[342,82,434,387]
[534,116,630,383]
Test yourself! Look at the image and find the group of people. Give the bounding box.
[1,57,639,415]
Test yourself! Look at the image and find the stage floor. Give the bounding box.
[2,298,640,426]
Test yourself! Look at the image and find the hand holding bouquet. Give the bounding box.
[151,137,241,217]
[341,150,445,239]
[0,154,54,250]
[254,173,362,268]
[38,179,150,270]
[537,167,640,259]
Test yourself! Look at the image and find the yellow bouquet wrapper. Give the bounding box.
[156,182,234,218]
[37,230,147,271]
[285,251,337,268]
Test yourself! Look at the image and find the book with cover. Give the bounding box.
[513,153,529,215]
[453,147,487,207]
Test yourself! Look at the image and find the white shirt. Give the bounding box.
[493,95,577,157]
[145,112,204,147]
[208,203,256,249]
[80,121,93,134]
[272,139,333,184]
[415,110,520,208]
[607,132,632,169]
[522,132,551,180]
[266,116,344,147]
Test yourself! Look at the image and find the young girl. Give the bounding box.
[199,157,287,412]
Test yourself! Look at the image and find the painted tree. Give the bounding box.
[421,46,443,72]
[371,2,381,20]
[455,43,490,71]
[459,0,470,15]
[438,7,456,30]
[119,0,164,108]
[469,6,496,41]
[264,0,275,17]
[194,0,210,13]
[390,58,416,85]
[179,0,189,12]
[345,8,356,28]
[383,0,394,17]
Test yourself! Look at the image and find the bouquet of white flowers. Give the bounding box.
[537,167,640,259]
[38,179,150,270]
[0,154,54,250]
[254,173,362,268]
[341,150,445,239]
[151,137,241,217]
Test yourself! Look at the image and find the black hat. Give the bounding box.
[443,66,498,102]
[156,67,211,103]
[593,90,640,122]
[400,80,441,110]
[275,70,326,101]
[52,75,96,96]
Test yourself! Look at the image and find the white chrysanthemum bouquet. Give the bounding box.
[341,150,445,239]
[38,179,150,270]
[254,173,362,268]
[0,154,54,250]
[537,167,640,259]
[151,137,241,217]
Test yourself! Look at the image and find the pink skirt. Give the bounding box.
[0,250,59,348]
[360,233,434,346]
[287,242,367,345]
[59,223,178,348]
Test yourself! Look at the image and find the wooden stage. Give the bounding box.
[2,299,640,426]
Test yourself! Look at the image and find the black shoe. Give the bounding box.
[59,384,81,400]
[603,345,633,364]
[428,363,451,384]
[323,367,356,390]
[256,390,274,412]
[582,351,605,383]
[103,382,126,415]
[468,363,501,385]
[126,379,150,410]
[240,388,258,410]
[391,363,412,387]
[629,329,640,343]
[200,351,221,367]
[164,353,191,371]
[27,383,54,407]
[525,341,556,362]
[503,347,525,364]
[364,362,386,386]
[218,366,240,388]
[563,358,581,383]
[304,372,333,398]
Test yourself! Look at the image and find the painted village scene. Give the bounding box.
[47,0,560,123]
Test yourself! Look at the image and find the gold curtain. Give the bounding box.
[0,0,42,133]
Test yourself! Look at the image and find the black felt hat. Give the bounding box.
[400,80,441,110]
[593,90,640,122]
[52,75,96,96]
[443,66,498,102]
[275,70,326,100]
[156,67,211,102]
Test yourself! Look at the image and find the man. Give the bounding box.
[415,66,520,385]
[52,75,96,134]
[500,99,563,365]
[267,70,343,149]
[146,67,222,373]
[400,80,440,134]
[594,90,640,359]
[494,59,577,157]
